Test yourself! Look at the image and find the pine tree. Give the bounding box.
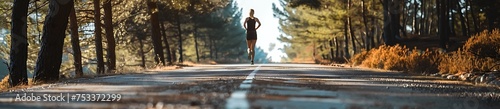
[34,0,74,82]
[9,0,30,86]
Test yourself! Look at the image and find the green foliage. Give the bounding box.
[274,0,383,62]
[0,0,264,79]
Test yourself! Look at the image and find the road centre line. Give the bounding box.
[225,65,261,109]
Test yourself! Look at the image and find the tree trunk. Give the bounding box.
[334,37,339,58]
[147,0,165,66]
[463,0,471,37]
[343,19,350,58]
[93,0,105,74]
[349,19,356,54]
[103,0,116,72]
[69,6,83,77]
[370,20,376,48]
[391,0,402,42]
[412,0,418,34]
[438,0,450,51]
[194,22,200,62]
[347,0,356,54]
[138,38,146,68]
[362,0,371,50]
[34,0,74,82]
[214,40,218,59]
[9,0,29,86]
[177,14,184,63]
[456,1,468,37]
[382,0,396,45]
[329,39,335,59]
[485,5,498,32]
[402,0,407,36]
[449,0,456,37]
[468,0,479,33]
[160,22,172,65]
[370,3,376,48]
[400,0,407,38]
[312,41,317,62]
[420,0,426,35]
[320,41,327,60]
[171,47,177,63]
[209,37,213,59]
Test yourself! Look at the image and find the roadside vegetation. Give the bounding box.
[0,0,271,89]
[274,0,500,83]
[351,30,500,75]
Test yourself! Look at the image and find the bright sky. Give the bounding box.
[235,0,287,62]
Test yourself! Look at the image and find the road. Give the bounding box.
[0,64,499,109]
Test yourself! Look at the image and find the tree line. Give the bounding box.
[274,0,499,62]
[1,0,269,87]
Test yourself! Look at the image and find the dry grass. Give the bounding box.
[0,75,9,90]
[352,45,439,73]
[360,45,408,71]
[352,29,500,74]
[439,30,500,74]
[463,29,500,59]
[0,75,34,91]
[351,50,370,66]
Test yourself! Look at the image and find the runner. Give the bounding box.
[243,9,261,65]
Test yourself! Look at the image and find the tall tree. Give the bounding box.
[34,0,74,82]
[160,22,172,65]
[93,0,105,74]
[69,6,83,77]
[147,0,166,66]
[456,0,469,37]
[347,0,356,55]
[382,0,400,45]
[361,0,371,50]
[438,0,450,50]
[103,0,116,72]
[176,14,184,63]
[9,0,29,86]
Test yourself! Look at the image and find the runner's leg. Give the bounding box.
[246,40,251,59]
[248,40,257,63]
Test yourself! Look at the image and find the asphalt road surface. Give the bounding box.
[0,64,499,109]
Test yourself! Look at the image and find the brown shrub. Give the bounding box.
[438,49,500,74]
[361,45,408,71]
[350,50,369,66]
[354,45,439,73]
[0,75,9,90]
[0,75,35,91]
[406,49,440,74]
[351,30,500,74]
[438,29,500,74]
[438,49,474,74]
[463,29,500,60]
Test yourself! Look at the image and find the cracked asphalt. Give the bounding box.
[0,64,499,109]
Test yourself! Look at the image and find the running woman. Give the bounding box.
[244,9,261,65]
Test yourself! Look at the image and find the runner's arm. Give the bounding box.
[255,18,261,30]
[244,17,248,30]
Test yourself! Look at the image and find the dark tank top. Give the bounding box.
[246,17,257,40]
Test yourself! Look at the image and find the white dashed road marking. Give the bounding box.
[225,65,261,109]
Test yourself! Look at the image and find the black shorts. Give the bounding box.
[246,30,257,40]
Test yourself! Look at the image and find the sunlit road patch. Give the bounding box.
[0,64,499,109]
